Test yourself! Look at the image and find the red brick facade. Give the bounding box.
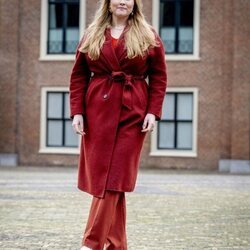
[0,0,249,170]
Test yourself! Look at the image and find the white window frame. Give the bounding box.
[150,87,199,157]
[39,0,86,61]
[39,87,81,154]
[152,0,200,61]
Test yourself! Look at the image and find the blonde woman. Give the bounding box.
[69,0,167,249]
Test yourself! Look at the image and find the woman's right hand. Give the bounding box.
[72,114,86,136]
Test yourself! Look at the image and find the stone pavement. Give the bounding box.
[0,166,250,250]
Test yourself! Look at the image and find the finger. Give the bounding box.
[141,122,154,132]
[73,123,84,136]
[141,125,150,132]
[142,118,148,129]
[141,118,150,132]
[141,125,148,132]
[79,119,86,135]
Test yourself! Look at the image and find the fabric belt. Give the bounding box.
[92,71,146,110]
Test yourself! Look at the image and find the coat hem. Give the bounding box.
[77,185,135,198]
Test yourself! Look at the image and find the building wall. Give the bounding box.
[231,0,250,160]
[0,0,19,154]
[0,0,249,169]
[17,0,76,166]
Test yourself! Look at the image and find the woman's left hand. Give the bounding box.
[141,113,156,132]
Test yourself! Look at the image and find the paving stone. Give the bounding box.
[0,166,249,249]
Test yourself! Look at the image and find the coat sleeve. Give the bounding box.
[69,37,91,119]
[147,32,168,121]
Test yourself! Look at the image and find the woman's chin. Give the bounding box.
[113,12,129,18]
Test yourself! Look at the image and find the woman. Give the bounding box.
[69,0,167,249]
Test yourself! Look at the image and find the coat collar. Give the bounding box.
[100,24,129,71]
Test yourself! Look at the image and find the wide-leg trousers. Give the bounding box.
[82,190,127,250]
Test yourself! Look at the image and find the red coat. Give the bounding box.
[69,26,167,198]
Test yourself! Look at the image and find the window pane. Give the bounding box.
[177,122,192,148]
[177,93,193,120]
[48,93,63,118]
[179,27,193,53]
[161,1,175,26]
[159,122,175,148]
[65,121,78,147]
[66,28,79,53]
[48,29,63,53]
[49,4,63,28]
[66,4,79,53]
[162,93,175,120]
[160,1,175,53]
[179,0,193,53]
[180,0,194,26]
[48,4,63,53]
[161,27,175,53]
[64,93,69,118]
[48,120,63,146]
[67,4,79,27]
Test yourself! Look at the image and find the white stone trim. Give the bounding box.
[39,0,86,61]
[150,87,199,157]
[0,154,18,167]
[152,0,200,61]
[219,159,250,174]
[39,87,80,154]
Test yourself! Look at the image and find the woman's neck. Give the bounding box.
[111,15,128,28]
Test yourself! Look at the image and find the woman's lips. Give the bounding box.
[117,7,127,11]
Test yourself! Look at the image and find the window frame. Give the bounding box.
[150,87,199,157]
[39,87,81,154]
[152,0,200,61]
[40,0,86,61]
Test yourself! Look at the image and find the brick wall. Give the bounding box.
[0,0,19,154]
[0,0,249,169]
[231,0,250,159]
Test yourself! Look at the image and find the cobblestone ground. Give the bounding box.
[0,166,250,250]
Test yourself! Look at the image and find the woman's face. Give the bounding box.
[109,0,135,18]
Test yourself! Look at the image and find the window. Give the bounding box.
[40,0,86,61]
[47,92,78,147]
[160,0,194,54]
[158,92,193,149]
[152,0,200,60]
[150,88,198,157]
[48,0,79,54]
[40,87,80,154]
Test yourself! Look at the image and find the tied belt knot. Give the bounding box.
[107,71,146,110]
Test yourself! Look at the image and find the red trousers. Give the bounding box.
[82,190,128,250]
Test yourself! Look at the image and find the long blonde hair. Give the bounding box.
[78,0,159,60]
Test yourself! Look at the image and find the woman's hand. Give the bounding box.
[72,114,86,136]
[141,113,156,133]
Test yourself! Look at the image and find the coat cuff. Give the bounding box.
[70,109,85,120]
[146,109,162,121]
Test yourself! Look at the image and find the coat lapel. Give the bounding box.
[114,25,128,62]
[100,25,129,71]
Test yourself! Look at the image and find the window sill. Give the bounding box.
[39,54,75,61]
[39,147,79,155]
[165,54,201,61]
[149,150,197,157]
